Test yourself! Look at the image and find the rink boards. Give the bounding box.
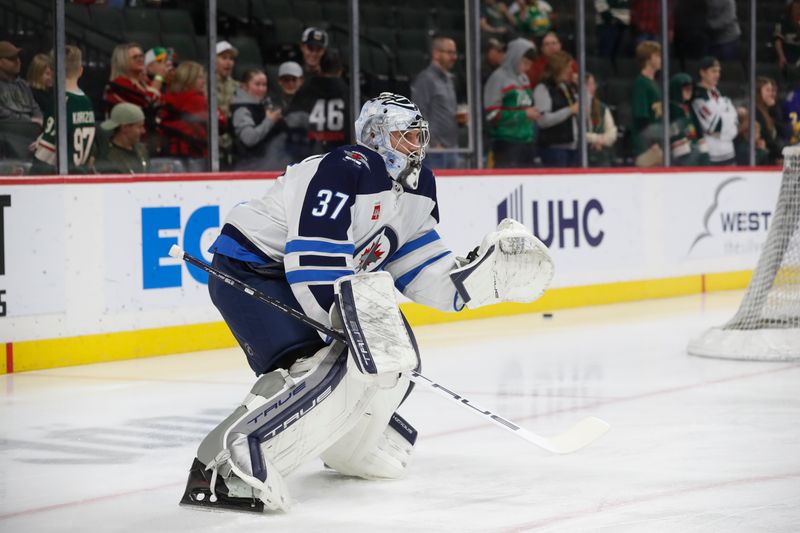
[0,166,782,372]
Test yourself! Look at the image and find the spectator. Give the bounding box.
[32,46,95,174]
[585,72,618,167]
[0,40,42,124]
[96,102,150,174]
[734,106,769,166]
[595,0,631,60]
[513,0,554,40]
[216,40,239,120]
[411,35,461,169]
[527,31,560,88]
[484,37,540,168]
[482,38,506,84]
[783,84,800,146]
[284,48,350,162]
[481,0,514,37]
[668,72,709,166]
[160,61,223,159]
[775,0,800,73]
[630,0,672,44]
[534,50,579,167]
[690,56,738,165]
[230,68,288,171]
[755,77,788,166]
[300,27,328,77]
[706,0,740,61]
[674,0,709,62]
[26,53,53,117]
[631,40,663,167]
[144,47,173,94]
[216,40,239,167]
[275,61,304,111]
[103,43,160,131]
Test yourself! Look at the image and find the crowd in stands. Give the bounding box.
[0,0,798,175]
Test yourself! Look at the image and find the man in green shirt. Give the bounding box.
[630,40,662,166]
[32,45,95,174]
[96,103,150,174]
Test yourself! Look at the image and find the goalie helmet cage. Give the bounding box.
[687,146,800,361]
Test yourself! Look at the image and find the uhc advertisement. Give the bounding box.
[1,169,783,342]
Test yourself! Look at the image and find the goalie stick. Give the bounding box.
[169,245,610,454]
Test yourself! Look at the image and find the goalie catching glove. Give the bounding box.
[450,218,554,309]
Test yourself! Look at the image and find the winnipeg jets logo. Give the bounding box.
[343,150,370,169]
[355,226,398,273]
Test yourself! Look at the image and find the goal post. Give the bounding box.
[687,146,800,361]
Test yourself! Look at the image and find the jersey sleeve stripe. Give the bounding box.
[285,239,355,255]
[394,251,451,292]
[389,230,440,262]
[299,255,350,267]
[286,269,354,284]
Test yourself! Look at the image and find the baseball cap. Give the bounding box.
[0,41,21,59]
[301,27,328,48]
[145,47,169,66]
[216,40,239,57]
[101,103,146,130]
[278,61,303,78]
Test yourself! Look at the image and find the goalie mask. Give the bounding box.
[355,92,430,189]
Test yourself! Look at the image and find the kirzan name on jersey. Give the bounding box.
[72,111,95,125]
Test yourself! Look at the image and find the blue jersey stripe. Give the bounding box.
[286,269,354,284]
[394,251,451,292]
[389,230,440,262]
[209,234,269,264]
[285,239,355,255]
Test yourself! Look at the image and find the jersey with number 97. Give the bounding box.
[34,89,96,171]
[212,145,460,330]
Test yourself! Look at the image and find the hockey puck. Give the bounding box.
[543,313,553,319]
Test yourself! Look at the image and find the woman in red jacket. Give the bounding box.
[159,61,226,159]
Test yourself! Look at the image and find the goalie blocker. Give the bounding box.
[180,272,421,513]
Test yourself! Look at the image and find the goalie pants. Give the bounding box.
[208,253,326,376]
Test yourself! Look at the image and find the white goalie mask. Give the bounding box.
[354,92,430,189]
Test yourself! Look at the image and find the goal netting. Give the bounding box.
[687,146,800,361]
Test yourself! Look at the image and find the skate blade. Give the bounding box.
[180,490,264,514]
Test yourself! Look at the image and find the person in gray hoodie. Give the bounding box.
[230,68,289,171]
[483,37,540,168]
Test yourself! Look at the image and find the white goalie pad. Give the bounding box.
[333,271,419,378]
[449,218,554,309]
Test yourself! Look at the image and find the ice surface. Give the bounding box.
[2,290,799,532]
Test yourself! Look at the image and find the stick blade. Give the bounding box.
[544,416,610,454]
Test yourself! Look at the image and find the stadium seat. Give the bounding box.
[65,2,91,28]
[292,0,323,26]
[230,35,263,67]
[266,16,303,47]
[322,3,348,27]
[218,0,249,24]
[124,8,161,35]
[89,6,126,37]
[123,31,159,54]
[395,49,428,81]
[255,0,293,21]
[434,8,464,31]
[159,9,196,36]
[162,33,199,62]
[396,29,430,53]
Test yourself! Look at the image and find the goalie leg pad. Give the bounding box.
[186,337,413,511]
[320,384,418,480]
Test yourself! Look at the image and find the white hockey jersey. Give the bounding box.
[691,86,738,163]
[210,144,462,328]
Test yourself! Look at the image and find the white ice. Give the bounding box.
[2,290,799,532]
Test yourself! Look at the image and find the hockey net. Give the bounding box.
[687,146,800,361]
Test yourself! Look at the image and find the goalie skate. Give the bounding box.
[179,457,264,514]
